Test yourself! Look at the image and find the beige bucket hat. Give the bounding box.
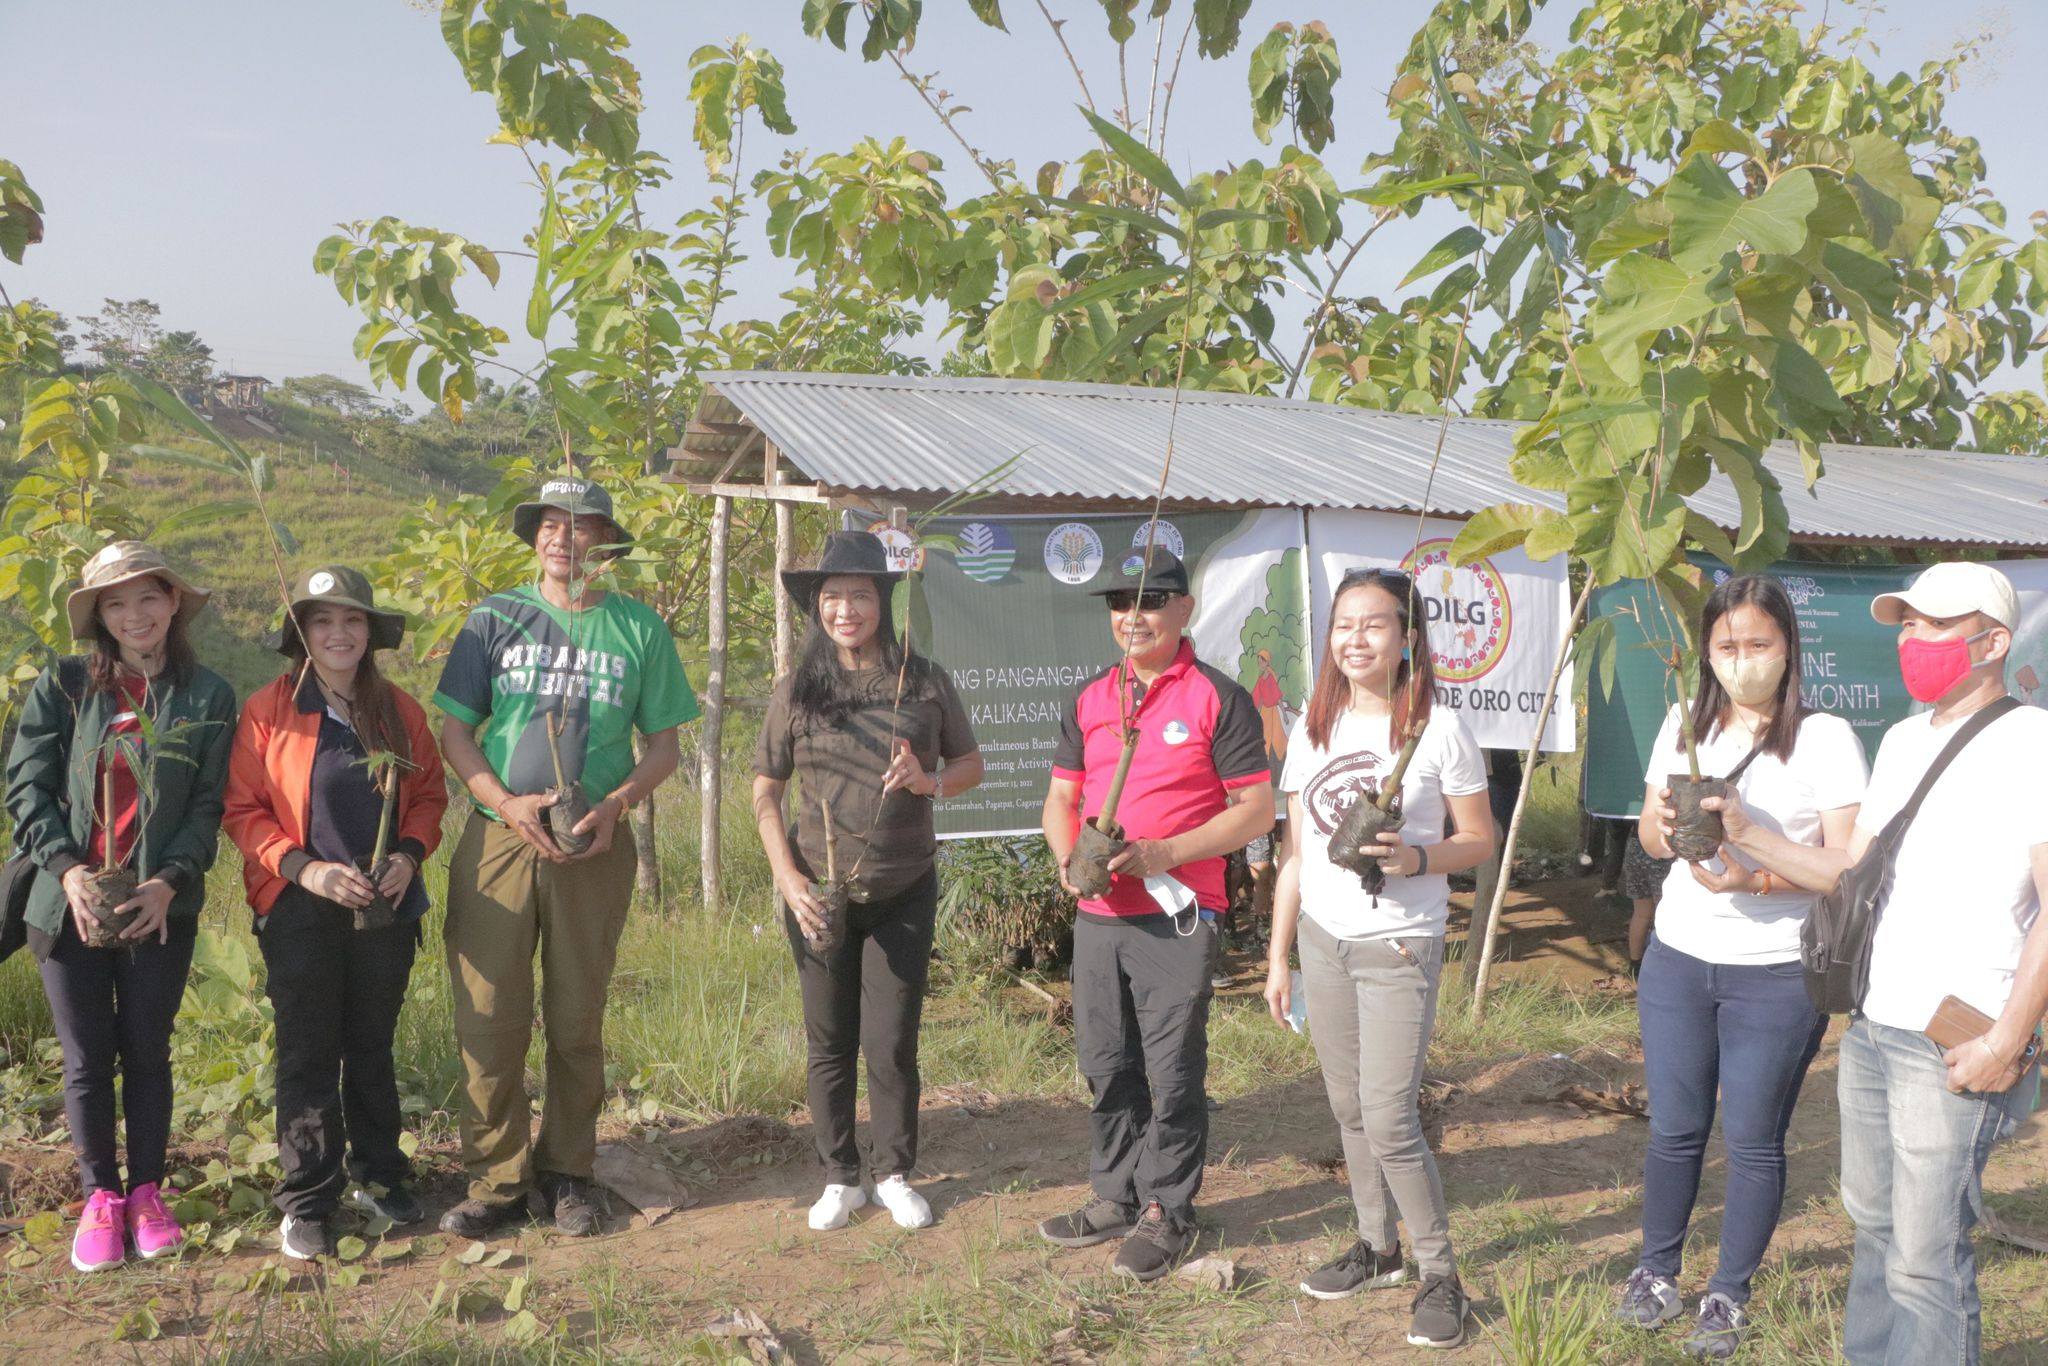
[65,541,212,643]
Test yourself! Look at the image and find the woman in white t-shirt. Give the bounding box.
[1263,568,1494,1350]
[1619,574,1866,1358]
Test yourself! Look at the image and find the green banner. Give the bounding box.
[1583,561,1915,818]
[896,509,1308,837]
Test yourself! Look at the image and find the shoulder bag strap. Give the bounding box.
[1722,736,1769,788]
[1880,696,2021,843]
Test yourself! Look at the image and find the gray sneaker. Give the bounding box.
[1037,1197,1137,1248]
[1300,1240,1406,1299]
[1617,1267,1684,1327]
[1684,1293,1747,1359]
[1112,1201,1192,1282]
[1405,1272,1469,1349]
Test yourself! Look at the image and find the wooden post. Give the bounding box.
[773,500,796,680]
[769,438,795,682]
[699,493,731,913]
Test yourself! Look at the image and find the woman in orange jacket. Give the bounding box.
[223,566,447,1261]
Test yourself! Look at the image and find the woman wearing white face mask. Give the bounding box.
[1617,575,1868,1360]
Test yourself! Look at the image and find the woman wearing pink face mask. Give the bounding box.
[1624,574,1867,1358]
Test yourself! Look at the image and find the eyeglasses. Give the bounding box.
[1105,590,1175,613]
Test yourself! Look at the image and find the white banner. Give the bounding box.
[1306,509,1576,752]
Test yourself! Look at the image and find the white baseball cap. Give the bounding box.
[1870,561,2019,631]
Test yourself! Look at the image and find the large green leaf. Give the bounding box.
[987,298,1054,374]
[1584,196,1673,268]
[1523,509,1577,561]
[1399,226,1484,289]
[1680,119,1766,164]
[1350,173,1480,207]
[1052,265,1181,317]
[1665,161,1817,270]
[1703,439,1790,567]
[527,181,559,341]
[1589,255,1717,378]
[1845,132,1939,258]
[1750,335,1845,441]
[1682,510,1738,566]
[1448,503,1547,565]
[1041,195,1186,245]
[1079,106,1189,211]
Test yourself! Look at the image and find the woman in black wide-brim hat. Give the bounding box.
[750,530,984,1233]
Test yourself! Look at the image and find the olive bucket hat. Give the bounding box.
[266,565,406,655]
[511,476,631,558]
[65,540,212,643]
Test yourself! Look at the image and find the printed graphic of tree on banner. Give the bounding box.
[1238,549,1306,766]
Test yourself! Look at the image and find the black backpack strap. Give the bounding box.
[1722,736,1769,787]
[1881,697,2022,841]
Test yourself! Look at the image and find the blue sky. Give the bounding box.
[4,1,2041,399]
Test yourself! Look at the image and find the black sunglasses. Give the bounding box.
[1105,590,1175,612]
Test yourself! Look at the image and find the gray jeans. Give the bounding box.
[1298,916,1455,1276]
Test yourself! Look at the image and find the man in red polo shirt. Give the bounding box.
[1036,545,1274,1281]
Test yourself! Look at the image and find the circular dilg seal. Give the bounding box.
[1044,522,1105,585]
[1400,537,1512,683]
[865,520,925,573]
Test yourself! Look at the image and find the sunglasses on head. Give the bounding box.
[1104,590,1175,612]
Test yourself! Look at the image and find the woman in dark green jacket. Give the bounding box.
[2,542,237,1273]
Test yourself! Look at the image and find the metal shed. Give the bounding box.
[675,369,2048,547]
[666,369,2048,911]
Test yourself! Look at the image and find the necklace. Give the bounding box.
[315,673,356,711]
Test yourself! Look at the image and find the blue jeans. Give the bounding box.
[1838,1017,2038,1365]
[1636,935,1826,1301]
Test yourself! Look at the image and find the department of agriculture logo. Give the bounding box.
[1044,522,1104,585]
[1400,537,1511,683]
[952,521,1015,583]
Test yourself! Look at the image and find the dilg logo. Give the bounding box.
[1400,537,1511,683]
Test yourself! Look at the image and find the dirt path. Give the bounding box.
[5,887,2047,1360]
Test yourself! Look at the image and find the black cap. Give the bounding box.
[780,529,906,606]
[1089,543,1190,597]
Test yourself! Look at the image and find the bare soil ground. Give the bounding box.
[4,882,2046,1362]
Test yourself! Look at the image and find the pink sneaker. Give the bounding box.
[126,1182,183,1260]
[71,1190,126,1272]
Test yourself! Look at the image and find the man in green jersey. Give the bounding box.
[432,476,698,1238]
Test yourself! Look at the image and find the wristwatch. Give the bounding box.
[925,768,943,799]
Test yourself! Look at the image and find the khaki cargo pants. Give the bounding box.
[443,812,637,1206]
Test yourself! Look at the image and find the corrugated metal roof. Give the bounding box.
[685,371,2048,549]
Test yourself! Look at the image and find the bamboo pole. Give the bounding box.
[773,500,796,680]
[1470,581,1592,1016]
[699,493,732,913]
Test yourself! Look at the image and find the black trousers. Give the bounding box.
[783,869,937,1185]
[1072,909,1216,1231]
[38,916,198,1196]
[259,887,419,1220]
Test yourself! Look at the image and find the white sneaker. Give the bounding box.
[807,1183,867,1231]
[873,1175,933,1230]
